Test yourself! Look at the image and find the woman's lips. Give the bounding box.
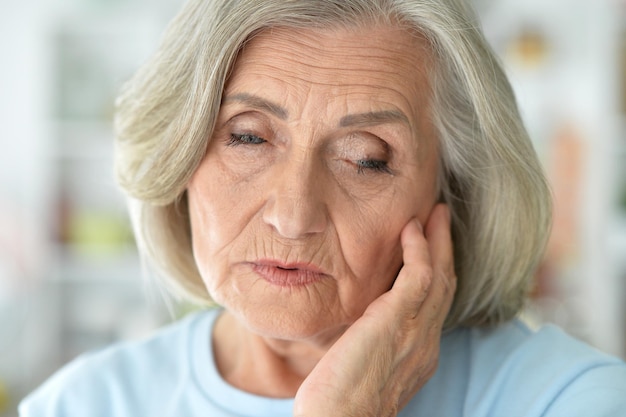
[250,261,328,287]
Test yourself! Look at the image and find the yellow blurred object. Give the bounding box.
[68,211,134,257]
[0,379,9,413]
[507,26,550,69]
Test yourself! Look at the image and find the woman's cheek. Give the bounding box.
[342,218,404,283]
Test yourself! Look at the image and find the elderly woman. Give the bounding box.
[21,0,626,416]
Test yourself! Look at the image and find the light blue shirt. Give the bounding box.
[20,308,626,416]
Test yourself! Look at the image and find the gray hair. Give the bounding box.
[114,0,552,327]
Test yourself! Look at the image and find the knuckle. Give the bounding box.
[439,269,457,295]
[416,267,434,292]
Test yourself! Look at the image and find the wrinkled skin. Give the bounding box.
[186,24,457,416]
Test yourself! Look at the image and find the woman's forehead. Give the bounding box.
[224,24,434,130]
[237,24,432,74]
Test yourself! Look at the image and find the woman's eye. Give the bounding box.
[355,159,392,175]
[227,133,266,146]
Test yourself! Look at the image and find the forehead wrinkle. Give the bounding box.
[245,27,428,74]
[237,29,431,93]
[237,59,422,105]
[247,45,421,81]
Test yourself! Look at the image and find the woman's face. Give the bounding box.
[187,24,439,342]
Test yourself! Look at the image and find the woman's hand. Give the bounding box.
[293,204,457,417]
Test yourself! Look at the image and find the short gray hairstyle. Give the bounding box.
[114,0,552,327]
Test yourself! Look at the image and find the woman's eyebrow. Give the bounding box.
[223,93,289,119]
[339,110,410,128]
[223,92,410,128]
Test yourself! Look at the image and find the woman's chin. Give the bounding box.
[232,306,348,345]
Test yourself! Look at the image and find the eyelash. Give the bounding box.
[227,133,266,146]
[227,133,392,175]
[356,159,392,175]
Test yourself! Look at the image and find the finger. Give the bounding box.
[425,203,454,283]
[418,204,457,324]
[389,218,434,313]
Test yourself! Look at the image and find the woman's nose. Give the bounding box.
[262,155,328,239]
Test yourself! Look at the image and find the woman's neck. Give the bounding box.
[212,311,344,398]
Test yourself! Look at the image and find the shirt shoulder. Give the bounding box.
[18,310,217,417]
[405,319,626,417]
[465,319,626,416]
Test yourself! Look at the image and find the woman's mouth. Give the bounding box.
[250,260,328,287]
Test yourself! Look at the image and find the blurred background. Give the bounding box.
[0,0,625,415]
